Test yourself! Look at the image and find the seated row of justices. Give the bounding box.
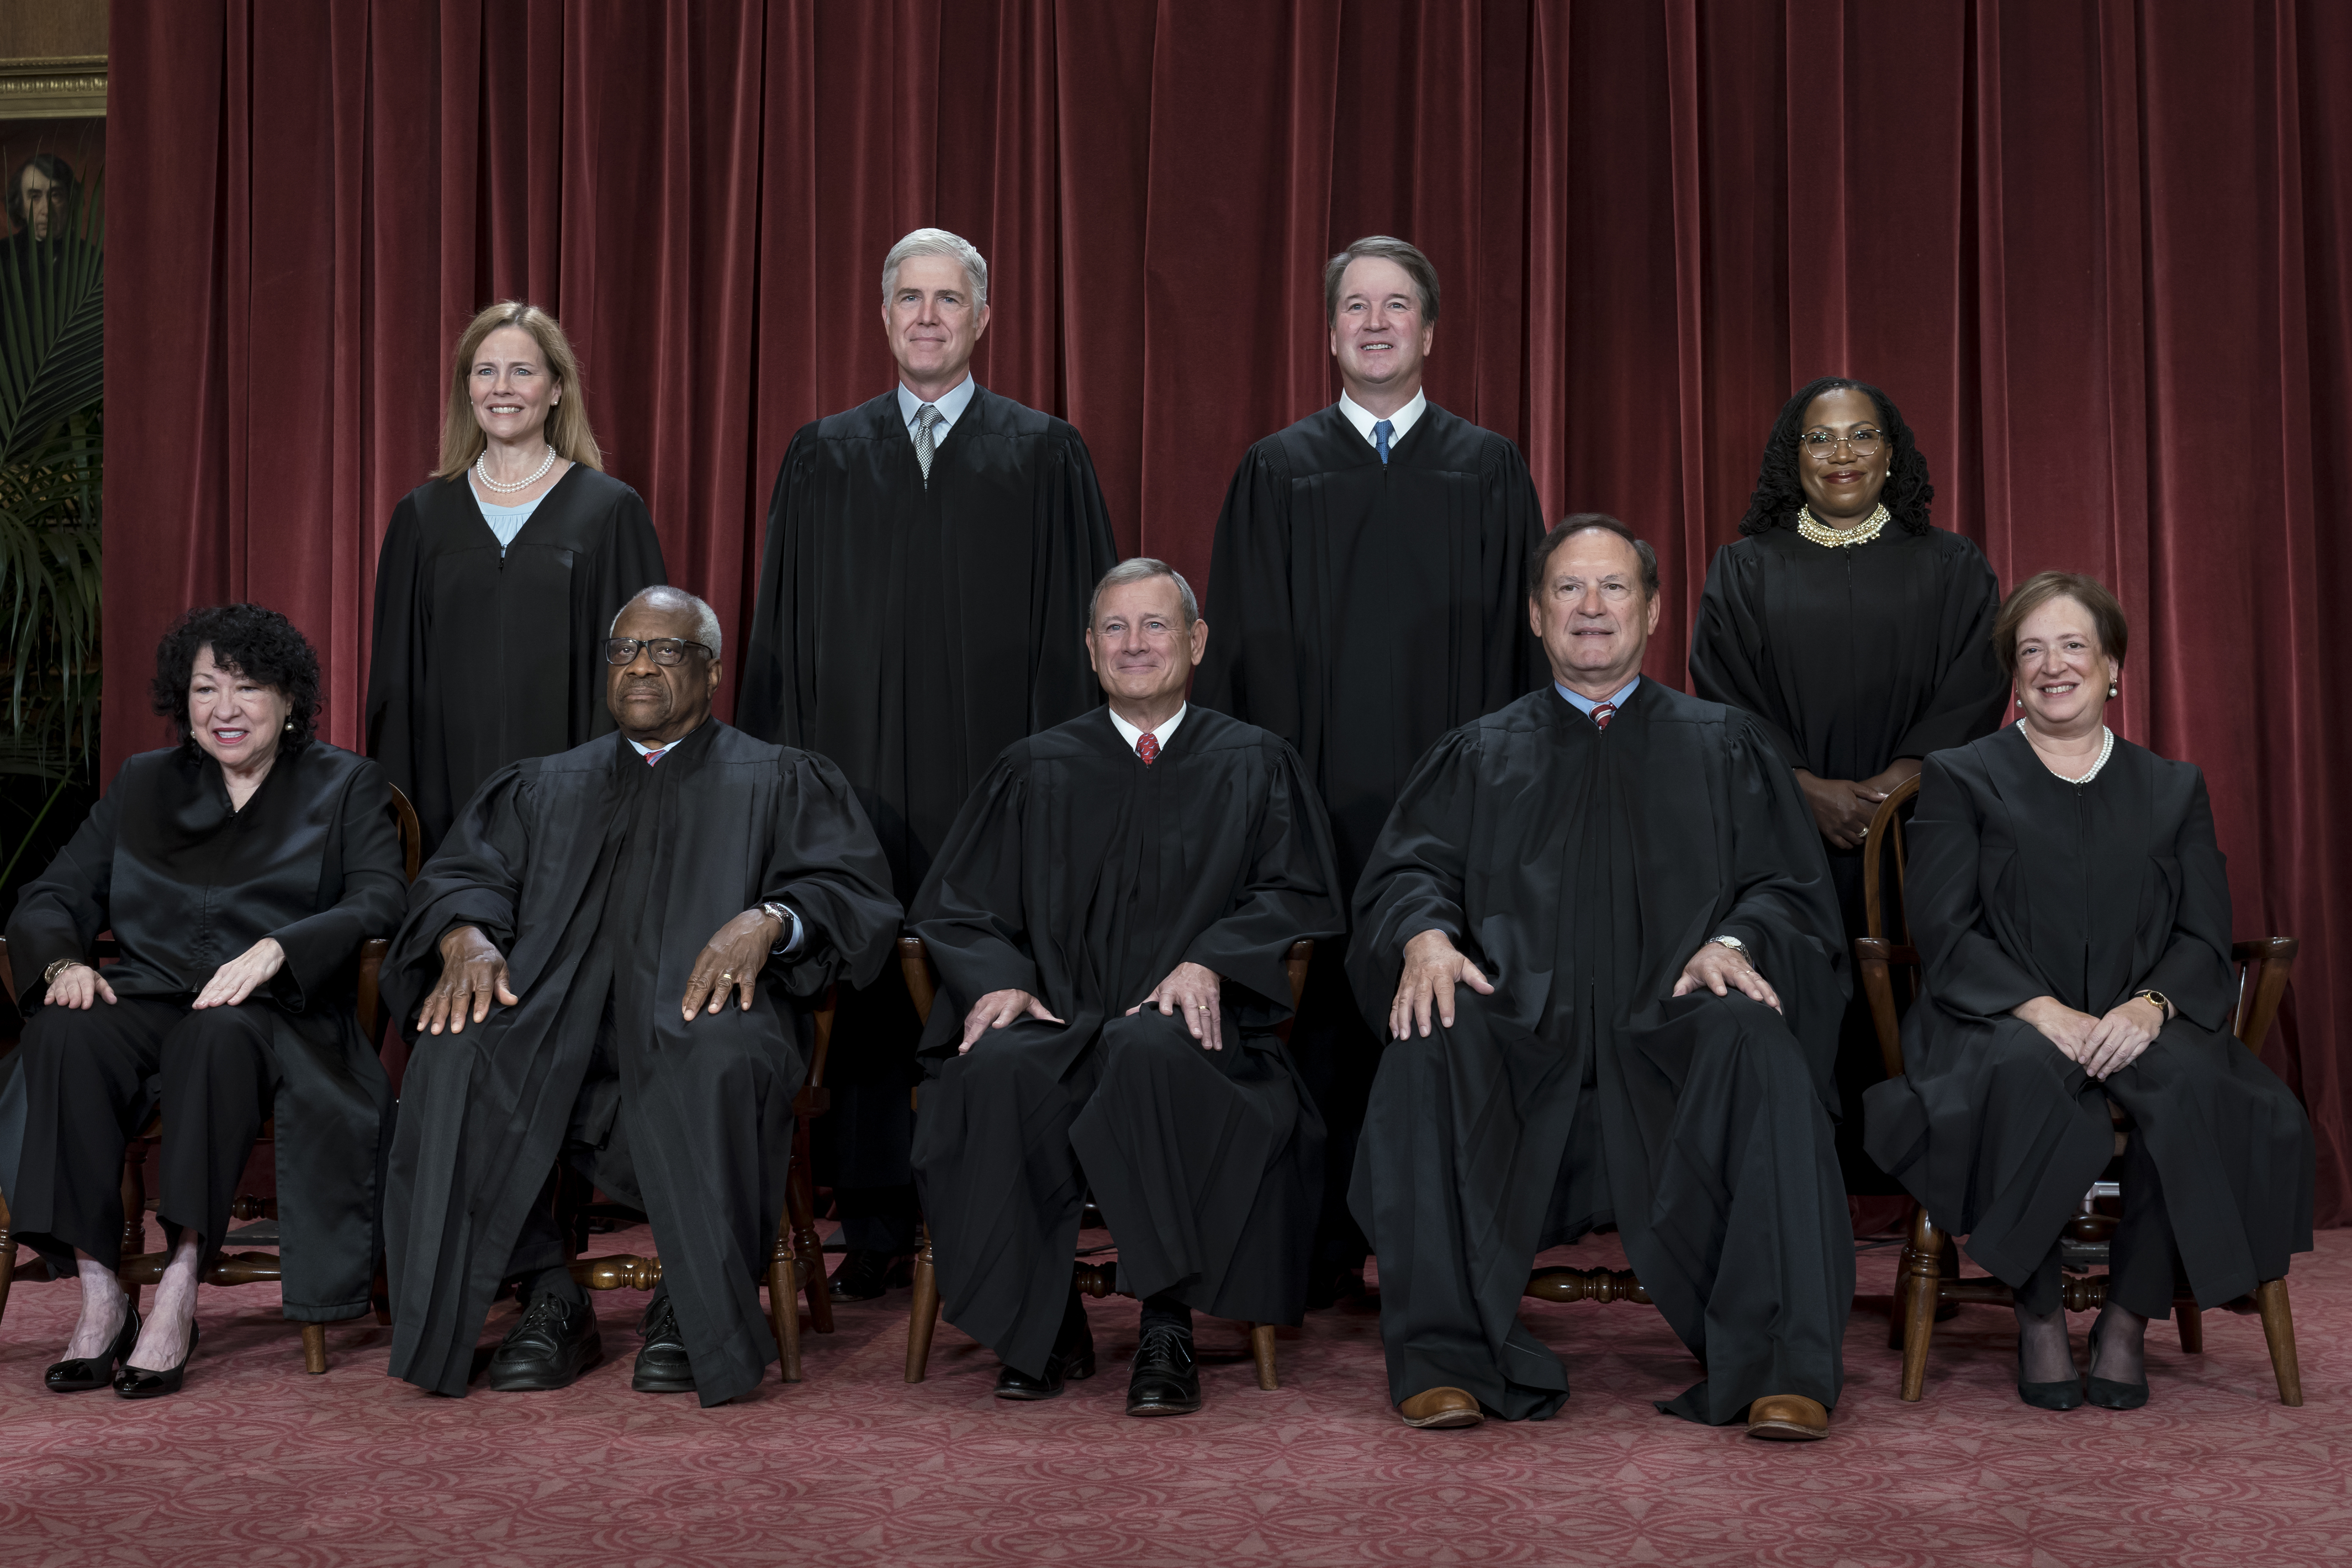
[2,540,2312,1439]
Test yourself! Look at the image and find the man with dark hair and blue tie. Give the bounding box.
[1195,236,1548,1304]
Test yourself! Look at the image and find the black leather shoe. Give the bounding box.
[994,1310,1097,1401]
[114,1320,199,1400]
[1126,1323,1202,1416]
[632,1292,696,1394]
[46,1301,140,1394]
[828,1249,913,1302]
[2015,1342,2085,1411]
[486,1292,604,1391]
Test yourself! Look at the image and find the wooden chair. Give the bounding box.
[0,783,423,1374]
[1851,776,2305,1405]
[899,935,1315,1390]
[555,987,838,1383]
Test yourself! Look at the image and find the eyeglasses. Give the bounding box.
[1798,428,1886,458]
[603,637,714,666]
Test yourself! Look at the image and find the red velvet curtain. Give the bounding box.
[105,0,2352,1222]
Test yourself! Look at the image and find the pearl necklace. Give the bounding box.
[475,444,557,494]
[2042,726,2116,786]
[1795,501,1891,548]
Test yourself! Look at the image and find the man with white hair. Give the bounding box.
[739,229,1117,1301]
[382,587,902,1404]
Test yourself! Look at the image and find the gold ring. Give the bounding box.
[720,971,735,982]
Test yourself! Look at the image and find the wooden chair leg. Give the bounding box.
[786,1144,834,1335]
[769,1245,802,1383]
[1248,1323,1278,1391]
[2254,1278,2302,1407]
[904,1228,941,1383]
[1897,1208,1945,1402]
[301,1322,328,1374]
[2176,1303,2204,1353]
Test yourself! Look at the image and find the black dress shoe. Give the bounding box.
[2015,1342,2085,1411]
[46,1302,140,1394]
[632,1292,696,1394]
[114,1320,199,1400]
[486,1292,604,1392]
[2084,1324,2150,1410]
[827,1249,913,1302]
[1126,1323,1202,1416]
[994,1314,1097,1401]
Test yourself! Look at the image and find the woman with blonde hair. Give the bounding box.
[365,301,665,853]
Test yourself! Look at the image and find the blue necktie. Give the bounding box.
[1374,418,1394,465]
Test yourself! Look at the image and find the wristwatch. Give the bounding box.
[43,956,89,985]
[1708,935,1749,960]
[2133,988,2170,1018]
[760,902,798,956]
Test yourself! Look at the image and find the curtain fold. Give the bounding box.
[102,0,2352,1222]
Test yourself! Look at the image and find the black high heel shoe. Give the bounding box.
[2083,1322,2149,1411]
[2015,1337,2085,1411]
[44,1301,141,1394]
[114,1319,199,1400]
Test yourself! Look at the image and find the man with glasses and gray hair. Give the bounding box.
[381,586,901,1405]
[738,228,1118,1305]
[1194,235,1548,1307]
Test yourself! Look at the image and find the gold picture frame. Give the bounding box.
[0,55,105,121]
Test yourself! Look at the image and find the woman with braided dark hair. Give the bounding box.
[1689,378,2007,1195]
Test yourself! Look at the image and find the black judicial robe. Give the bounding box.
[1863,729,2312,1305]
[0,743,406,1318]
[365,466,667,857]
[379,721,900,1406]
[906,706,1346,1379]
[1195,402,1546,1265]
[1688,524,2007,1189]
[1349,683,1853,1424]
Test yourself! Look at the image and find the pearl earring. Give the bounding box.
[2108,680,2117,698]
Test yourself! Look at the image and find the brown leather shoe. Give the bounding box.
[1745,1394,1830,1440]
[1398,1386,1483,1429]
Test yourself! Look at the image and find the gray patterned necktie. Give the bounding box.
[915,403,942,485]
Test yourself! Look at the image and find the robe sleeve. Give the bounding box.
[1027,431,1120,732]
[1344,726,1482,1028]
[735,426,819,744]
[1482,442,1548,707]
[265,758,410,1015]
[1687,544,1806,771]
[1887,539,2008,761]
[1180,737,1346,1021]
[364,494,427,790]
[905,756,1039,1052]
[1192,446,1298,739]
[577,482,668,744]
[1906,752,2048,1020]
[757,751,904,998]
[3,766,122,1012]
[2135,769,2237,1032]
[380,763,537,1036]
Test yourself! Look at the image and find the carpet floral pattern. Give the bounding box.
[0,1225,2343,1565]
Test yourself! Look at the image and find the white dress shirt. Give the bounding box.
[1337,388,1428,449]
[1553,677,1641,719]
[896,374,978,448]
[1107,702,1187,756]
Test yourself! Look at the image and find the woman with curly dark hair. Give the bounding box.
[3,604,406,1397]
[1688,378,2008,1194]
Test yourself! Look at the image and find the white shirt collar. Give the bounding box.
[1554,677,1640,718]
[627,735,670,757]
[897,375,978,440]
[1337,388,1428,449]
[1106,702,1186,755]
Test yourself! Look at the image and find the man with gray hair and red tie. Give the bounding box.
[738,229,1118,1300]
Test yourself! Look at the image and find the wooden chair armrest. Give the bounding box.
[898,935,939,1027]
[357,939,390,1048]
[1282,940,1314,1012]
[1852,937,1916,1080]
[2229,937,2297,1056]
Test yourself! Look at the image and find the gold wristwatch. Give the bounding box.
[2133,988,2170,1018]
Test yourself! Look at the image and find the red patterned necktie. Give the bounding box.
[1138,732,1159,766]
[1590,703,1616,732]
[644,747,668,766]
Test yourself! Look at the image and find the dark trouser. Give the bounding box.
[11,996,274,1273]
[913,1007,1315,1381]
[822,967,922,1253]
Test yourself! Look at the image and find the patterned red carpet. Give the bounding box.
[0,1225,2341,1566]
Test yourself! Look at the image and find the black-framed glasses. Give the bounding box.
[604,637,713,666]
[1798,427,1885,457]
